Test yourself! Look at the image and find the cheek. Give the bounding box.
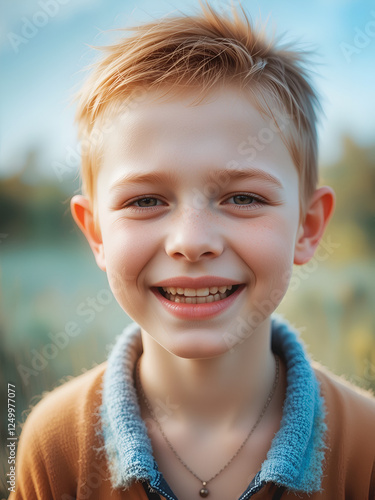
[100,220,158,302]
[233,215,297,283]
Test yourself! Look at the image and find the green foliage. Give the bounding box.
[0,148,81,243]
[321,136,375,259]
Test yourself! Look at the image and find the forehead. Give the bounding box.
[98,85,296,189]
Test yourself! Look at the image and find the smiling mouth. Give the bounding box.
[157,285,240,303]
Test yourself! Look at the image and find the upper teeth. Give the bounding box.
[162,285,233,296]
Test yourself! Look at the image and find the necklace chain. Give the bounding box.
[136,354,280,496]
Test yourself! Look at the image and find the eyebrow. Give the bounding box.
[109,166,283,193]
[215,168,283,189]
[110,170,179,193]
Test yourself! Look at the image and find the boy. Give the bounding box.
[10,2,375,499]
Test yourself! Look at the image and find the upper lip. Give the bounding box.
[152,276,243,288]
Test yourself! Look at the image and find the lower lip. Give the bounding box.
[151,285,245,320]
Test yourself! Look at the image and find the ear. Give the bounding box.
[70,195,106,271]
[294,186,335,265]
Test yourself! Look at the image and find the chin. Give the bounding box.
[165,334,235,360]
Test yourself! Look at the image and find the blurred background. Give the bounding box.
[1,0,374,495]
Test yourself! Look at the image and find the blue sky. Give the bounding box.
[1,0,375,179]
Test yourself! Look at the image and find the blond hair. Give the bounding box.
[74,0,320,214]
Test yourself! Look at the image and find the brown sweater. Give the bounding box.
[8,361,375,499]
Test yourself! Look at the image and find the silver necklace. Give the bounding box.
[136,354,279,498]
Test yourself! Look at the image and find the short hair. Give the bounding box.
[74,0,320,216]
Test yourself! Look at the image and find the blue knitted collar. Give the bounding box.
[100,316,327,494]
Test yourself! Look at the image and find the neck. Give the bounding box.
[138,320,278,430]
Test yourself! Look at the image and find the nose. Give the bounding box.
[164,206,224,262]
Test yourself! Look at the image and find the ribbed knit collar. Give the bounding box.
[100,316,327,495]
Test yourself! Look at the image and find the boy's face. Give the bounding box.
[88,86,305,358]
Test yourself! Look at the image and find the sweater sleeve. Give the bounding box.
[8,387,79,500]
[8,365,109,500]
[313,365,375,498]
[8,411,57,500]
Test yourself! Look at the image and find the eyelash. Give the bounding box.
[223,193,267,209]
[122,196,166,213]
[123,193,267,212]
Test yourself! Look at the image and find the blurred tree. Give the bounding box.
[321,136,375,260]
[0,147,80,243]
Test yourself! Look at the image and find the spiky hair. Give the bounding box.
[74,0,320,212]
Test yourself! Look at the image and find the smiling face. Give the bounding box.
[73,85,324,359]
[91,85,304,357]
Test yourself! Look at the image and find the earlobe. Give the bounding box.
[294,186,336,265]
[70,195,106,271]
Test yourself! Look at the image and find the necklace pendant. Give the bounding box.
[199,482,209,497]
